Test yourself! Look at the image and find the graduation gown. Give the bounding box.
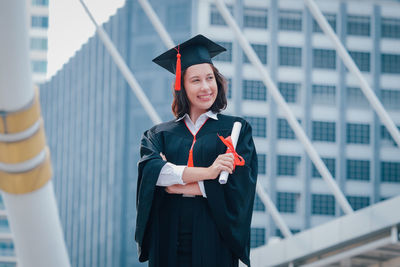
[135,114,258,266]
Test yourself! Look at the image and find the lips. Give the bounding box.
[198,93,213,100]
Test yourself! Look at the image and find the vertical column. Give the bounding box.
[372,5,381,204]
[336,2,347,217]
[302,7,313,230]
[0,1,70,266]
[233,0,244,116]
[267,0,278,239]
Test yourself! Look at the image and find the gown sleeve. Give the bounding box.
[135,128,167,260]
[203,119,258,266]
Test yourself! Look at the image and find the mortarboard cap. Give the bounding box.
[152,34,226,91]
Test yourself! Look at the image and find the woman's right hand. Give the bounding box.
[207,153,235,179]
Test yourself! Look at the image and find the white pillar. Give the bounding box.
[0,1,70,266]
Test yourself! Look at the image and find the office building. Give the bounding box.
[35,0,400,265]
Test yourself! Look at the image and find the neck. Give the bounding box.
[189,109,206,124]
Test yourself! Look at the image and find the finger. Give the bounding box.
[160,152,167,161]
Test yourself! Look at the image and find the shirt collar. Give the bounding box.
[176,110,219,122]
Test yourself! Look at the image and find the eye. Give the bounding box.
[207,75,214,80]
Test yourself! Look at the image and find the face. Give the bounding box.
[183,63,218,116]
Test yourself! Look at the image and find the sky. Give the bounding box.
[47,0,125,79]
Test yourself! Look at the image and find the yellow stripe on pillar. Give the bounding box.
[0,147,52,194]
[0,87,41,134]
[0,120,46,164]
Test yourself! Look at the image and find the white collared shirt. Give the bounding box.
[156,111,219,197]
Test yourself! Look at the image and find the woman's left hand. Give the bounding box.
[165,183,202,195]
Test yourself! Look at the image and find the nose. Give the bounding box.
[200,79,210,91]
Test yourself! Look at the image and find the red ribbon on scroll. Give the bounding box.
[218,135,245,170]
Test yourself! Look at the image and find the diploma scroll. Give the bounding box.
[218,121,242,184]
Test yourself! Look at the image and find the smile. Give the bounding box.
[198,93,213,100]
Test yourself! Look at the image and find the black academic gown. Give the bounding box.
[135,114,258,267]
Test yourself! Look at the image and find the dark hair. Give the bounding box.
[171,64,228,118]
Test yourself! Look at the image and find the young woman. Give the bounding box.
[135,35,258,267]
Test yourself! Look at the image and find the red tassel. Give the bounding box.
[174,46,181,91]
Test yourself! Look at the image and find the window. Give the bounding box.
[382,54,400,74]
[312,121,336,142]
[312,84,336,105]
[381,89,400,110]
[381,125,400,146]
[278,82,299,103]
[347,196,370,211]
[0,194,4,209]
[277,192,299,213]
[30,37,48,50]
[312,158,336,178]
[214,42,232,62]
[210,4,233,26]
[0,218,9,233]
[381,18,400,39]
[243,80,267,101]
[226,78,232,99]
[381,161,400,183]
[313,49,336,69]
[253,194,265,211]
[347,15,370,36]
[279,10,302,31]
[313,13,336,33]
[31,60,47,73]
[167,4,189,30]
[244,116,266,137]
[347,87,369,108]
[31,15,48,28]
[347,123,370,144]
[32,0,49,6]
[244,7,267,29]
[349,51,370,72]
[250,228,265,248]
[276,229,300,238]
[279,46,302,67]
[277,155,301,176]
[244,44,267,64]
[278,118,301,139]
[0,240,15,256]
[312,194,335,215]
[347,159,370,181]
[258,153,266,174]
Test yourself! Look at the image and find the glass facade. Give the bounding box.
[279,46,302,67]
[277,192,299,213]
[313,49,336,69]
[243,80,267,101]
[31,15,48,28]
[347,159,370,181]
[258,153,267,175]
[312,121,336,142]
[244,116,267,137]
[347,196,370,211]
[312,158,336,178]
[277,155,301,176]
[312,194,335,215]
[313,13,336,33]
[382,18,400,39]
[381,162,400,182]
[381,53,400,74]
[244,7,268,29]
[312,84,336,105]
[349,51,370,72]
[243,44,267,64]
[347,123,370,144]
[279,10,302,31]
[347,15,370,36]
[278,82,299,103]
[250,228,265,248]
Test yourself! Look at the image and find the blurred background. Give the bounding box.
[1,0,400,266]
